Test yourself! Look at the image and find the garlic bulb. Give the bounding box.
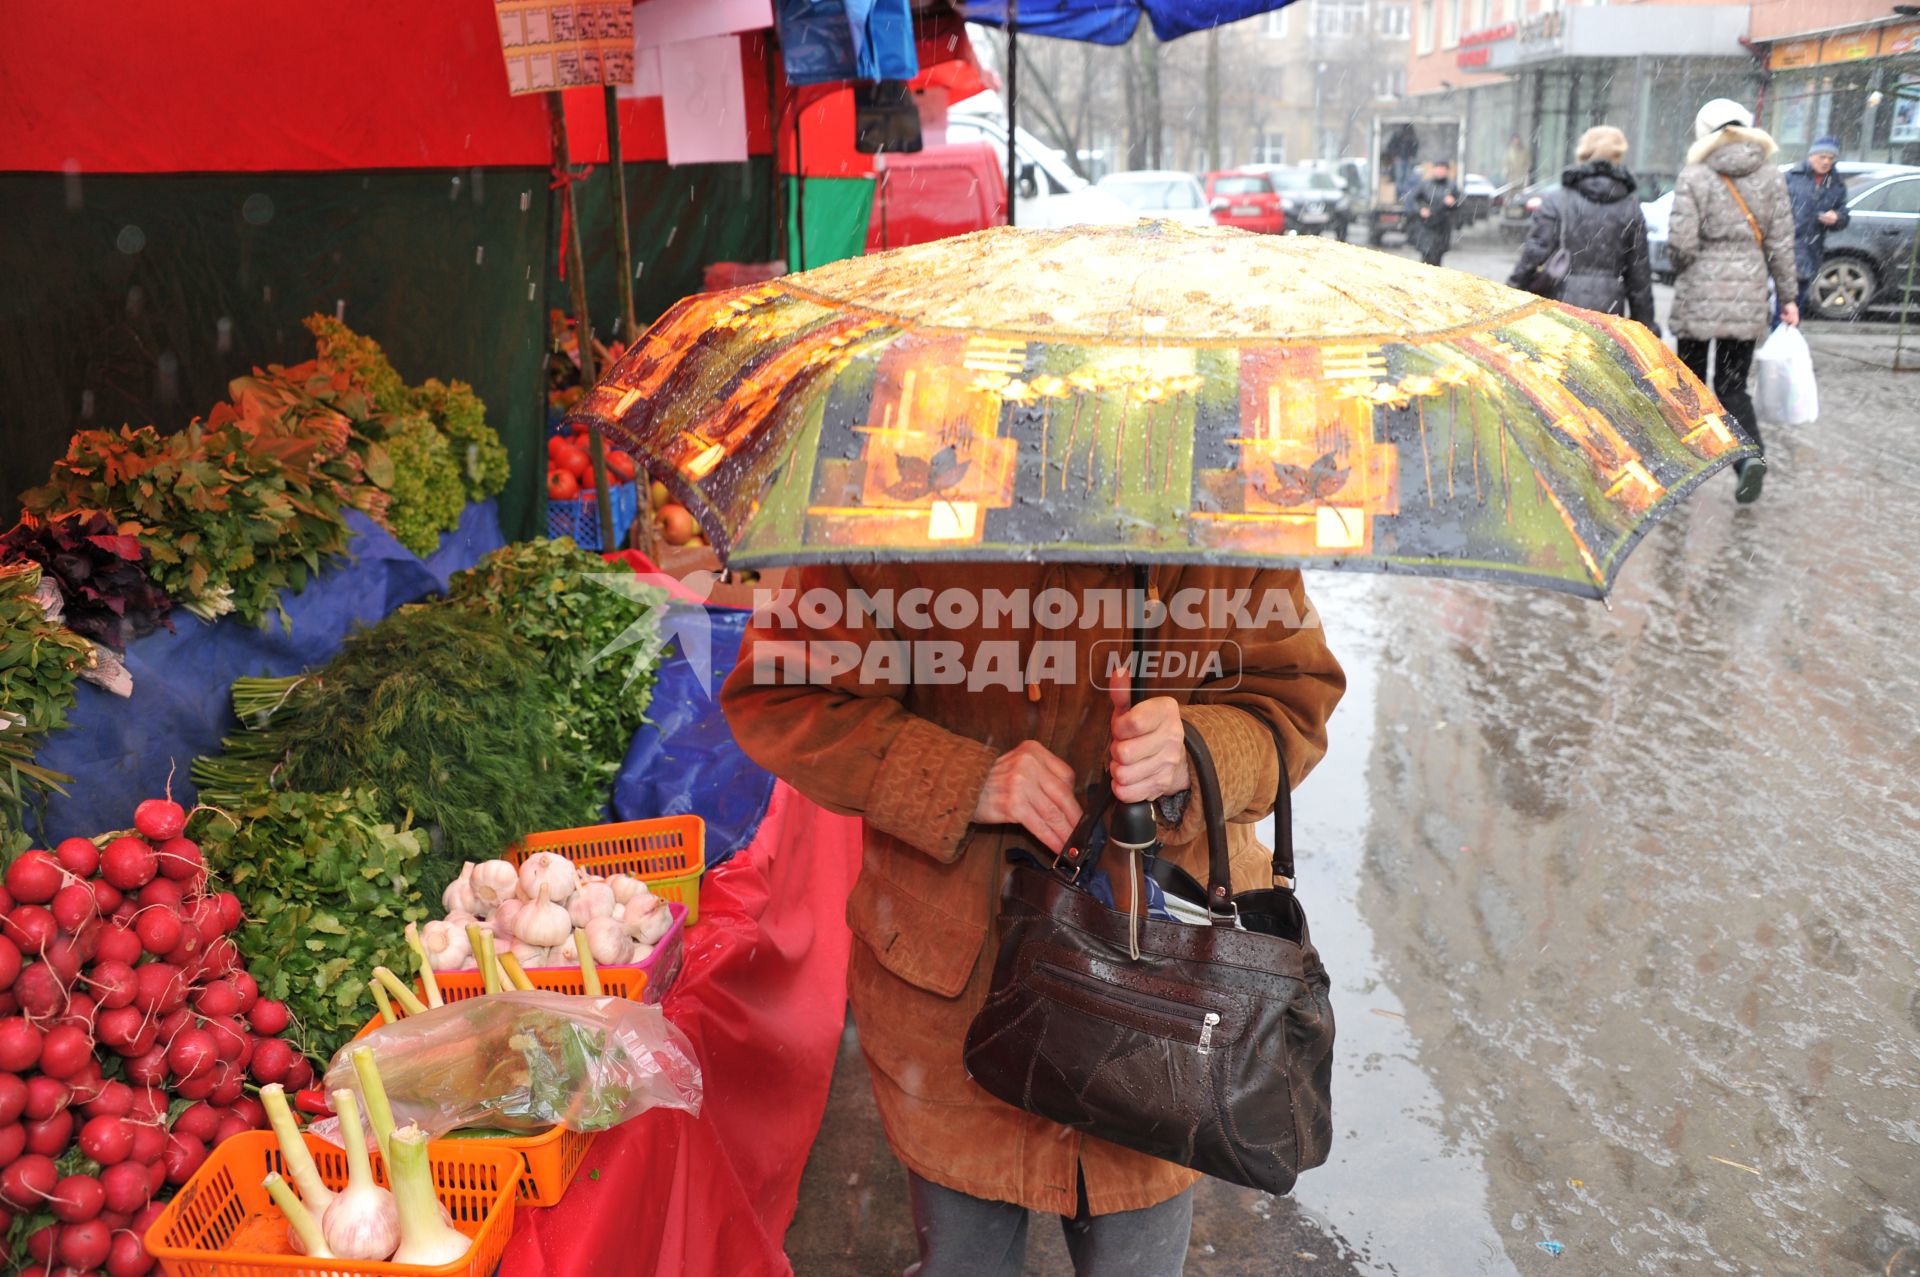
[487,898,524,943]
[441,863,479,917]
[470,860,519,911]
[420,920,472,972]
[514,884,572,948]
[584,916,631,965]
[517,852,578,904]
[634,902,673,945]
[567,881,615,927]
[509,939,552,968]
[555,933,580,965]
[630,939,655,962]
[606,874,647,905]
[321,1090,400,1260]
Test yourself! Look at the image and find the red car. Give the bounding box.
[1204,171,1286,234]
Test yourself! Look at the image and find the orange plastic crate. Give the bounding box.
[510,814,705,923]
[432,963,648,1003]
[144,1130,519,1277]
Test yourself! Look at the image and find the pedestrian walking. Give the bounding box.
[1503,132,1531,195]
[1506,125,1656,331]
[1404,159,1462,268]
[1785,136,1850,316]
[1667,99,1798,505]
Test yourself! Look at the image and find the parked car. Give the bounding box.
[1202,170,1285,234]
[946,97,1135,229]
[1093,170,1215,225]
[867,142,1008,252]
[1806,167,1920,320]
[1460,173,1497,224]
[1645,161,1912,291]
[1245,165,1350,239]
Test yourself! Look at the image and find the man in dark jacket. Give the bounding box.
[1404,160,1461,267]
[1506,125,1656,331]
[1785,136,1849,314]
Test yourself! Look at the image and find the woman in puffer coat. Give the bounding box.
[1507,125,1655,330]
[1667,98,1799,504]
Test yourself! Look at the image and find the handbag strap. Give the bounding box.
[1718,173,1764,248]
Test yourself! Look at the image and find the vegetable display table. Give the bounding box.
[497,780,864,1277]
[32,500,503,838]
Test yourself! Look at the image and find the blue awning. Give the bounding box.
[961,0,1295,46]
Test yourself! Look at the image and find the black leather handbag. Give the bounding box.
[962,717,1335,1195]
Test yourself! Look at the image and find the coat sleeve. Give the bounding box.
[1159,570,1345,850]
[1668,171,1701,272]
[1506,193,1560,289]
[1830,178,1851,233]
[1623,208,1657,330]
[1762,171,1800,305]
[719,565,1000,864]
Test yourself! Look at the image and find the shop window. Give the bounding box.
[1377,3,1409,38]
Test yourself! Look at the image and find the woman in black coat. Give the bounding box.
[1508,125,1657,330]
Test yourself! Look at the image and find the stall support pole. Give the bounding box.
[603,87,640,341]
[548,93,617,550]
[1006,3,1019,227]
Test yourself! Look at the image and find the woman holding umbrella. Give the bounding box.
[722,563,1344,1275]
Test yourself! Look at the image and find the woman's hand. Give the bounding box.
[973,740,1083,852]
[1781,301,1801,327]
[1106,669,1190,804]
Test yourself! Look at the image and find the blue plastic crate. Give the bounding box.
[547,480,638,550]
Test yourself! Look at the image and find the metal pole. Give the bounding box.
[1006,3,1019,227]
[547,93,617,550]
[792,99,807,271]
[602,87,639,342]
[1894,211,1920,372]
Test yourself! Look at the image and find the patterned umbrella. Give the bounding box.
[566,221,1752,598]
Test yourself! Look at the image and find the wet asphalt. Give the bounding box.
[785,224,1920,1277]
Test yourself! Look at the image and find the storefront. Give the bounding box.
[1761,20,1920,166]
[1415,6,1759,188]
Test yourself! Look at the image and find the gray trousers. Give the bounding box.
[904,1172,1194,1277]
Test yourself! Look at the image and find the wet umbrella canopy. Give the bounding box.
[568,220,1753,597]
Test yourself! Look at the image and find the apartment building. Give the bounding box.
[1241,0,1414,165]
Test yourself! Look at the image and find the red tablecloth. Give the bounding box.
[498,782,863,1276]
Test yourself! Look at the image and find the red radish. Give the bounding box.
[0,1123,23,1164]
[229,970,258,1011]
[162,931,203,971]
[229,1095,266,1130]
[167,1028,215,1080]
[4,905,58,953]
[53,838,99,878]
[211,891,243,933]
[134,879,182,912]
[175,1072,215,1101]
[213,1111,250,1145]
[132,963,183,1014]
[87,962,137,1011]
[56,1217,110,1268]
[0,1017,44,1070]
[0,884,11,912]
[13,965,63,1019]
[79,1115,132,1165]
[133,910,180,957]
[126,1121,165,1168]
[82,1080,132,1118]
[0,936,18,991]
[191,980,239,1018]
[49,884,96,935]
[23,1075,69,1120]
[39,937,84,984]
[92,926,139,967]
[127,1086,166,1125]
[172,1103,220,1144]
[98,1208,130,1231]
[204,1016,247,1061]
[55,993,97,1035]
[5,851,63,904]
[146,1158,167,1196]
[65,1062,107,1105]
[0,1075,24,1123]
[93,1007,141,1053]
[133,1199,166,1235]
[0,1154,57,1207]
[200,937,238,979]
[89,880,122,915]
[27,1224,56,1263]
[162,1132,207,1185]
[249,1037,294,1085]
[107,1228,153,1277]
[99,1162,150,1214]
[51,1174,104,1223]
[25,1109,74,1156]
[38,1025,90,1077]
[185,897,221,946]
[101,837,158,890]
[133,799,186,842]
[123,1046,169,1088]
[0,990,16,1016]
[109,900,137,926]
[154,836,203,883]
[246,999,289,1036]
[208,1061,245,1107]
[155,1008,190,1043]
[282,1056,314,1091]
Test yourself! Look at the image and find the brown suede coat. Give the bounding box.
[720,562,1344,1217]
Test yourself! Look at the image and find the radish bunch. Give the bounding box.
[0,798,313,1276]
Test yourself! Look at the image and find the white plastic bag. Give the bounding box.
[1754,324,1818,425]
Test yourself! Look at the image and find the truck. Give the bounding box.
[1366,116,1464,246]
[867,141,1009,253]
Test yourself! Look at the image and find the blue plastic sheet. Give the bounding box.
[774,0,918,85]
[611,605,776,869]
[31,500,504,839]
[960,0,1293,45]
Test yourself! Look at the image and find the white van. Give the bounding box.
[946,94,1134,230]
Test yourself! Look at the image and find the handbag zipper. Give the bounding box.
[1032,961,1224,1053]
